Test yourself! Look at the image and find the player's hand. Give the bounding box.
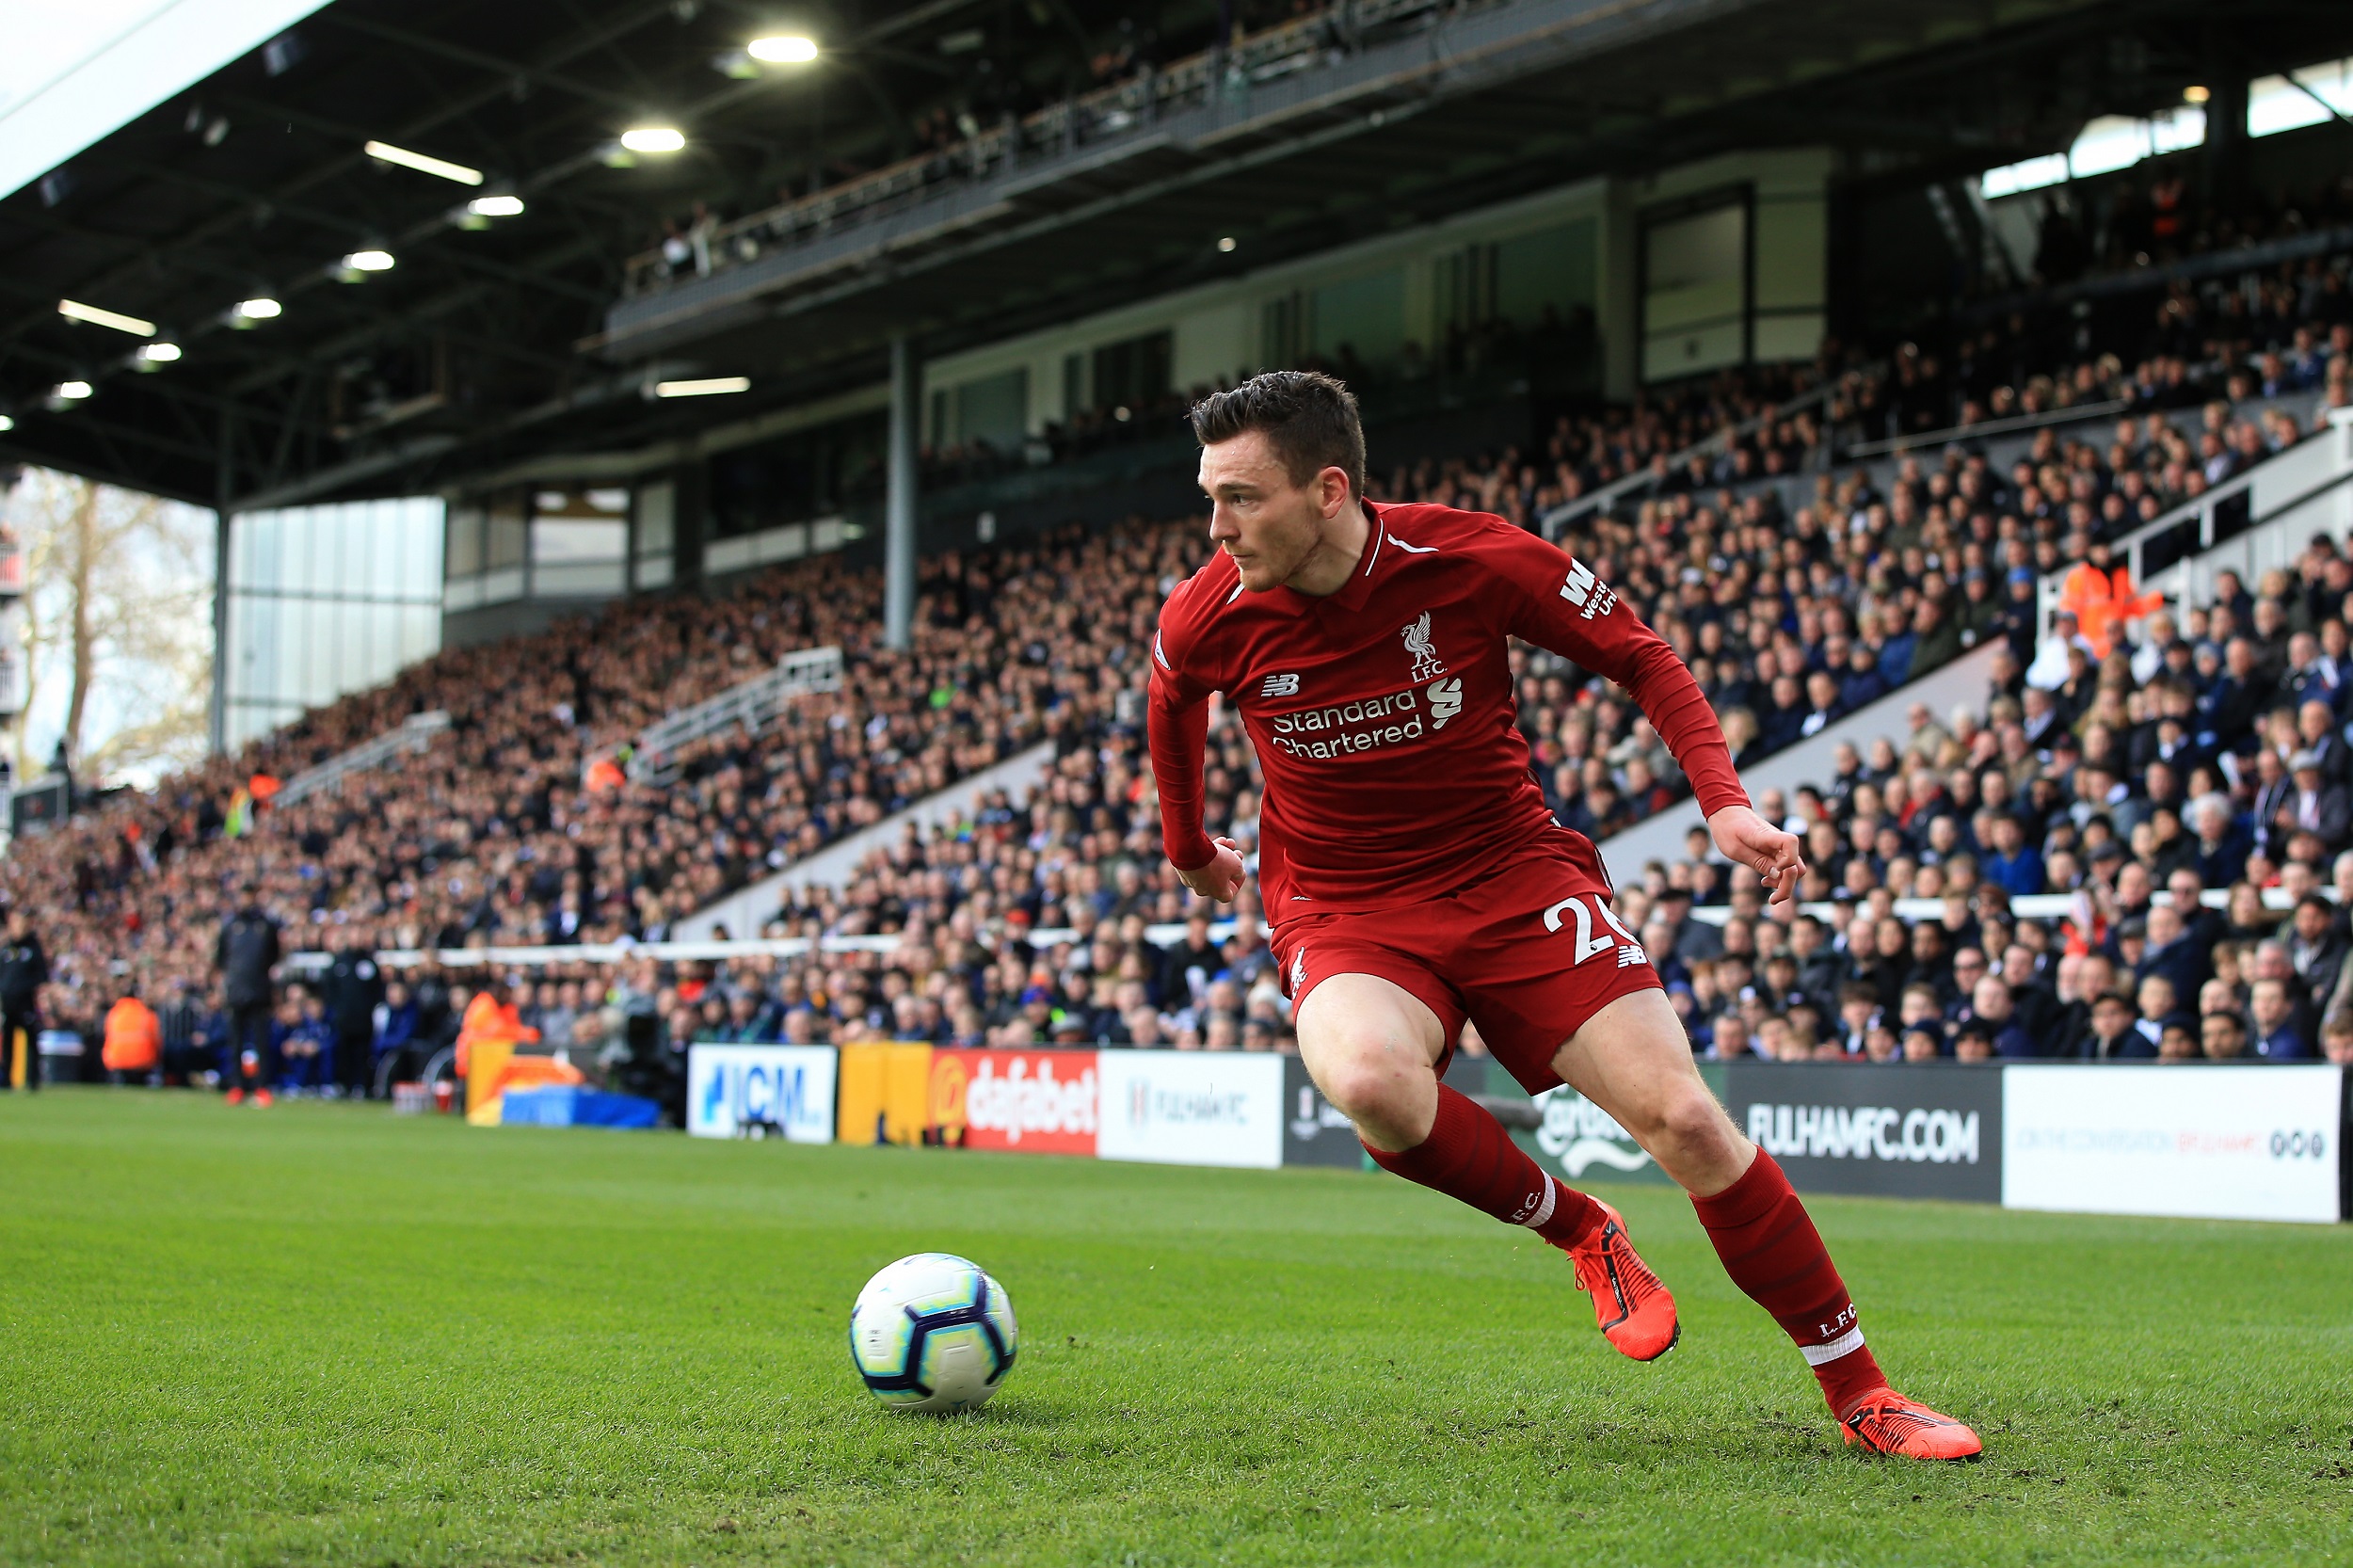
[1707,805,1804,906]
[1176,837,1246,904]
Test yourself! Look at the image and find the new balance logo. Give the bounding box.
[1559,559,1618,620]
[1427,676,1463,729]
[1260,672,1301,698]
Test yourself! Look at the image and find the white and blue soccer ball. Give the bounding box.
[848,1253,1018,1414]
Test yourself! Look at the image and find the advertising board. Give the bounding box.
[685,1044,839,1142]
[1509,1063,1720,1188]
[927,1048,1099,1155]
[2002,1064,2343,1224]
[1280,1055,1362,1168]
[1721,1062,2001,1202]
[1096,1049,1285,1170]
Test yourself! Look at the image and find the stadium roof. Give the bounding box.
[4,0,2351,512]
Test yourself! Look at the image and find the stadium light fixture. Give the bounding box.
[467,194,526,217]
[748,35,819,63]
[58,298,156,336]
[55,381,93,401]
[2183,84,2211,104]
[363,139,484,185]
[343,249,396,272]
[233,296,282,322]
[138,342,183,363]
[0,414,14,433]
[1217,235,1237,252]
[621,126,687,153]
[654,376,751,397]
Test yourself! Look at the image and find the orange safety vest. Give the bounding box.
[455,993,539,1077]
[101,997,161,1072]
[2057,561,2161,660]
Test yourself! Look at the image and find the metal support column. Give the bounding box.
[207,410,233,755]
[885,333,921,652]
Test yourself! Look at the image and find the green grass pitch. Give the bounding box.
[1,1092,2346,1566]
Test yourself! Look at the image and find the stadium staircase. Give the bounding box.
[594,645,844,785]
[275,711,451,807]
[673,739,1058,941]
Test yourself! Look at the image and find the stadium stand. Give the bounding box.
[18,212,2353,1094]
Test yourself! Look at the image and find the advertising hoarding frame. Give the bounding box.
[1096,1049,1286,1170]
[2002,1063,2343,1224]
[927,1047,1100,1155]
[685,1044,839,1142]
[1721,1061,2003,1204]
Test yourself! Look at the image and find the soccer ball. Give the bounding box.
[847,1253,1018,1414]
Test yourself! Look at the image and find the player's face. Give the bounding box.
[1198,431,1333,592]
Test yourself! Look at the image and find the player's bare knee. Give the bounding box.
[1311,1042,1414,1121]
[1646,1085,1737,1166]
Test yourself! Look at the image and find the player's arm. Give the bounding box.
[1495,530,1803,903]
[1145,627,1245,903]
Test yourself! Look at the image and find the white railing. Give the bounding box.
[621,645,844,782]
[274,711,450,807]
[674,740,1057,940]
[2038,407,2353,632]
[1538,370,1859,540]
[282,914,1243,972]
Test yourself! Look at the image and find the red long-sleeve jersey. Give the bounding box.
[1147,501,1748,912]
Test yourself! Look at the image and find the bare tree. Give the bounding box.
[8,470,213,784]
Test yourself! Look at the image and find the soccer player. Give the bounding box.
[1147,372,1980,1461]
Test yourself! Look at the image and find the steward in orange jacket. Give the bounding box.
[454,984,539,1078]
[102,993,161,1079]
[2057,538,2161,659]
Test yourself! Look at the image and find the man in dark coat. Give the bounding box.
[0,908,48,1091]
[216,888,282,1104]
[322,927,385,1099]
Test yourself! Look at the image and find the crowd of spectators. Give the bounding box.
[1632,527,2353,1071]
[19,218,2353,1092]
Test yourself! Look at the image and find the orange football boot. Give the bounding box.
[1564,1199,1679,1361]
[1840,1388,1983,1461]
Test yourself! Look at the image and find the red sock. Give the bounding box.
[1690,1150,1886,1416]
[1363,1083,1607,1247]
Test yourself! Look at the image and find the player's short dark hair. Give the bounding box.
[1188,370,1365,498]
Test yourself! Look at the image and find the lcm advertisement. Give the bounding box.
[685,1044,838,1142]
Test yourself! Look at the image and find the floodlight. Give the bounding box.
[344,250,396,272]
[56,381,93,401]
[363,140,484,184]
[654,376,750,397]
[58,299,156,336]
[468,194,526,217]
[748,36,819,63]
[139,343,183,363]
[621,126,687,153]
[235,297,282,320]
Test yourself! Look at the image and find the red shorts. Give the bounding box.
[1269,826,1660,1096]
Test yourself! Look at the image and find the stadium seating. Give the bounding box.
[1628,514,2353,1069]
[15,225,2353,1085]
